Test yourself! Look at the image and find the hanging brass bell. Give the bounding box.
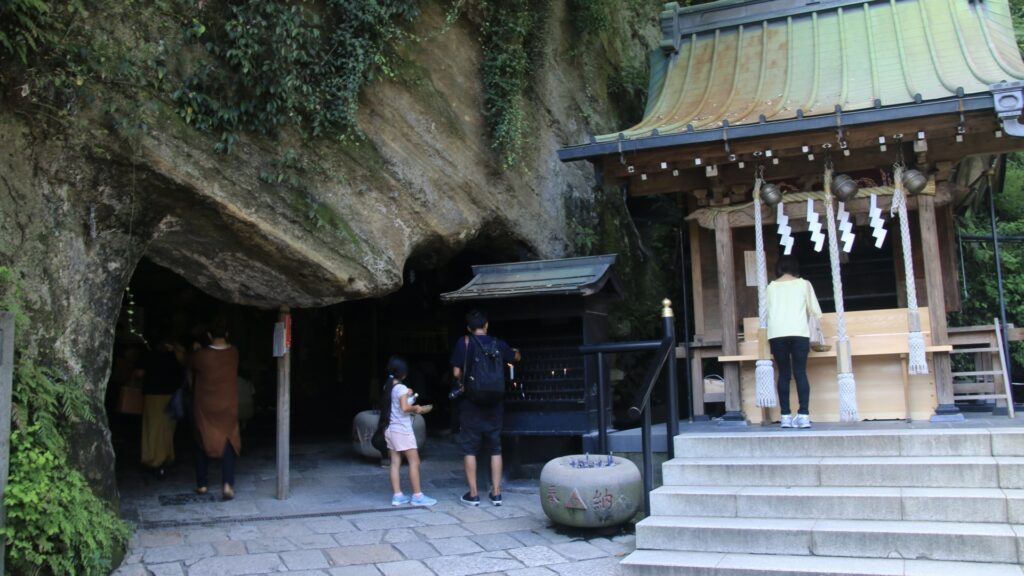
[760,183,783,207]
[832,174,860,202]
[902,169,928,195]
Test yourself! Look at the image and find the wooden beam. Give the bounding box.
[939,204,962,313]
[276,305,291,500]
[607,116,1024,203]
[714,214,743,421]
[624,134,1007,197]
[689,219,706,341]
[689,181,962,229]
[601,112,1009,179]
[917,196,958,416]
[688,216,706,417]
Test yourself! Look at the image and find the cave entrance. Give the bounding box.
[109,237,524,506]
[107,258,277,490]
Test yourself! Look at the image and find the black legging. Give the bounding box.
[770,336,811,415]
[195,439,237,488]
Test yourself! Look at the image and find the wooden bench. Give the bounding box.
[718,308,950,423]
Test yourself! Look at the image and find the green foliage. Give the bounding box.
[479,0,549,169]
[1012,0,1024,52]
[4,426,131,576]
[0,267,28,339]
[568,0,612,37]
[951,154,1024,371]
[172,0,420,152]
[0,0,86,65]
[0,269,130,574]
[0,0,53,64]
[593,190,681,339]
[568,219,599,255]
[608,60,649,125]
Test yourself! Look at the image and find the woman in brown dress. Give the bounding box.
[190,325,241,500]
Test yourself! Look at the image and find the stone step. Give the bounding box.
[649,486,1012,523]
[662,457,1024,488]
[635,516,1020,563]
[673,429,1014,459]
[620,550,1024,576]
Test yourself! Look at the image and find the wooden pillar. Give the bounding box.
[714,214,744,423]
[0,312,14,576]
[688,220,707,418]
[918,196,961,420]
[276,306,291,499]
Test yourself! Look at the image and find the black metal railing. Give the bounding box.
[579,300,678,516]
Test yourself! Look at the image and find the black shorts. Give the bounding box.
[458,404,502,456]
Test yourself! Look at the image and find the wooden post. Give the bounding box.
[0,312,14,576]
[688,220,707,418]
[714,214,744,423]
[918,195,961,420]
[276,306,291,499]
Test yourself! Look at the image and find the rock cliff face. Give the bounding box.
[0,1,657,500]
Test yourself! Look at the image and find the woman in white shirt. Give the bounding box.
[766,256,823,428]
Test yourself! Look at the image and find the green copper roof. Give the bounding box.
[439,255,621,301]
[595,0,1024,144]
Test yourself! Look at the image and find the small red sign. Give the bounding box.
[285,315,292,351]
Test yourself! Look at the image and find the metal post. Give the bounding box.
[596,352,607,455]
[641,404,652,518]
[0,312,14,576]
[991,158,1013,401]
[276,306,291,500]
[662,299,678,459]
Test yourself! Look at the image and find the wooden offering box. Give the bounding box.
[720,308,953,423]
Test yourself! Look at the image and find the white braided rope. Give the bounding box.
[754,179,769,330]
[838,372,858,422]
[825,167,858,421]
[891,165,929,375]
[756,359,776,407]
[752,178,777,408]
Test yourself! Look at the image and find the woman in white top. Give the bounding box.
[381,356,436,506]
[766,256,823,428]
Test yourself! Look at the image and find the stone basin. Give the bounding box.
[539,454,641,528]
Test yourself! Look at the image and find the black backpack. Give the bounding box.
[465,335,506,406]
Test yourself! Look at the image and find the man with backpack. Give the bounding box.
[450,309,520,506]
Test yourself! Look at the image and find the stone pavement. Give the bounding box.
[112,435,634,576]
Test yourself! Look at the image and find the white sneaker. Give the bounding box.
[795,414,811,428]
[780,414,794,428]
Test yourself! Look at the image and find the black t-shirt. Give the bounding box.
[450,334,516,420]
[449,334,516,371]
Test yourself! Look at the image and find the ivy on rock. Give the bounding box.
[172,0,419,151]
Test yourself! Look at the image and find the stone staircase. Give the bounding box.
[621,428,1024,575]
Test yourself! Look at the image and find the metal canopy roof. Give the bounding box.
[560,0,1024,161]
[440,255,621,302]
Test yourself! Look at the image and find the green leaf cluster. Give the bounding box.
[951,154,1024,371]
[172,0,419,152]
[0,0,84,65]
[479,0,549,169]
[568,0,612,37]
[0,268,131,574]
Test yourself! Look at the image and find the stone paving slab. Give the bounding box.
[114,438,635,575]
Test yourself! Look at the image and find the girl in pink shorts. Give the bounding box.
[383,357,436,506]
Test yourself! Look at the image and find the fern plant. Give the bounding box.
[0,268,131,574]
